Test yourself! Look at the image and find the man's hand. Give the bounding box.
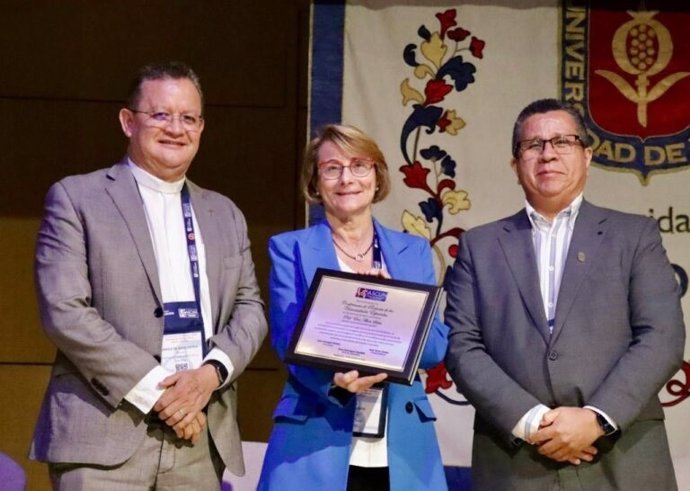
[153,364,218,431]
[528,407,602,464]
[173,411,207,444]
[333,370,387,394]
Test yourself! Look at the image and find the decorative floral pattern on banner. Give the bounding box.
[396,8,485,400]
[398,8,485,273]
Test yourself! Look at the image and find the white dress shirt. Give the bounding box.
[123,160,233,414]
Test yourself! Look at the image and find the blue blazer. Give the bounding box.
[258,220,448,491]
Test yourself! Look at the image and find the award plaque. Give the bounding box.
[285,268,442,385]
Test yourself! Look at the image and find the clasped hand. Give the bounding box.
[153,364,219,444]
[528,407,604,465]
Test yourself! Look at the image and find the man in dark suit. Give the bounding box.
[444,98,685,490]
[30,61,267,489]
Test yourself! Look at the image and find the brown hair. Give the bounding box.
[301,124,390,204]
[126,61,204,112]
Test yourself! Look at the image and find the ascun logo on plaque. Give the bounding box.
[355,288,388,302]
[562,2,690,181]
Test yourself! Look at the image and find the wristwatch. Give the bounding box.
[595,412,616,436]
[204,360,228,387]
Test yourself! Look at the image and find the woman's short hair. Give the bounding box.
[301,124,391,204]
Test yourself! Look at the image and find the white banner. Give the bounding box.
[310,0,690,487]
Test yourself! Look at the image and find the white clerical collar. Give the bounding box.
[127,159,185,194]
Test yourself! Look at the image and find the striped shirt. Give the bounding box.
[525,194,583,331]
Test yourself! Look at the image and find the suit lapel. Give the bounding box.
[105,161,162,303]
[188,182,222,329]
[551,201,608,343]
[498,211,550,342]
[300,221,339,287]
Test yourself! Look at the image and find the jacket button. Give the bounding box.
[548,350,558,361]
[154,307,163,318]
[405,402,414,414]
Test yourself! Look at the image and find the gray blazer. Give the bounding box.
[445,200,685,490]
[30,161,267,475]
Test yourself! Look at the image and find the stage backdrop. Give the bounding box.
[309,0,690,487]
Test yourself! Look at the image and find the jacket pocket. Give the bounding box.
[412,397,437,422]
[272,396,309,423]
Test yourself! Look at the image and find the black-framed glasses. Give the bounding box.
[517,134,583,158]
[318,158,376,179]
[128,109,204,131]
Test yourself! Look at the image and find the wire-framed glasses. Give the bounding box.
[517,134,583,158]
[318,158,376,179]
[128,109,204,131]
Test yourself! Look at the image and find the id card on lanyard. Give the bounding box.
[353,384,389,438]
[161,184,206,373]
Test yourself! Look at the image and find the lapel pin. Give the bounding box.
[577,252,586,263]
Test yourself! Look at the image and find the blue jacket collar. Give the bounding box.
[299,218,412,284]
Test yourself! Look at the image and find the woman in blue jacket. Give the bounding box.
[258,124,448,491]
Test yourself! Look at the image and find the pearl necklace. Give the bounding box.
[332,237,374,262]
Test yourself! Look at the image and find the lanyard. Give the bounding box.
[372,228,382,270]
[154,182,208,371]
[181,183,203,313]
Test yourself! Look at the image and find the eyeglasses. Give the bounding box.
[318,158,376,179]
[128,109,204,131]
[517,134,583,158]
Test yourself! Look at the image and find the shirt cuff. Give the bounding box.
[204,348,235,389]
[512,404,550,441]
[584,405,619,432]
[124,365,174,414]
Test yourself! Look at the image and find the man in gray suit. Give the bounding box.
[30,61,268,489]
[445,98,685,490]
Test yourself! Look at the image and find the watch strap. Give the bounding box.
[595,412,616,436]
[204,360,228,387]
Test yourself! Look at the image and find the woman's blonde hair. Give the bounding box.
[301,124,391,204]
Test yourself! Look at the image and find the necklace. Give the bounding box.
[332,237,374,262]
